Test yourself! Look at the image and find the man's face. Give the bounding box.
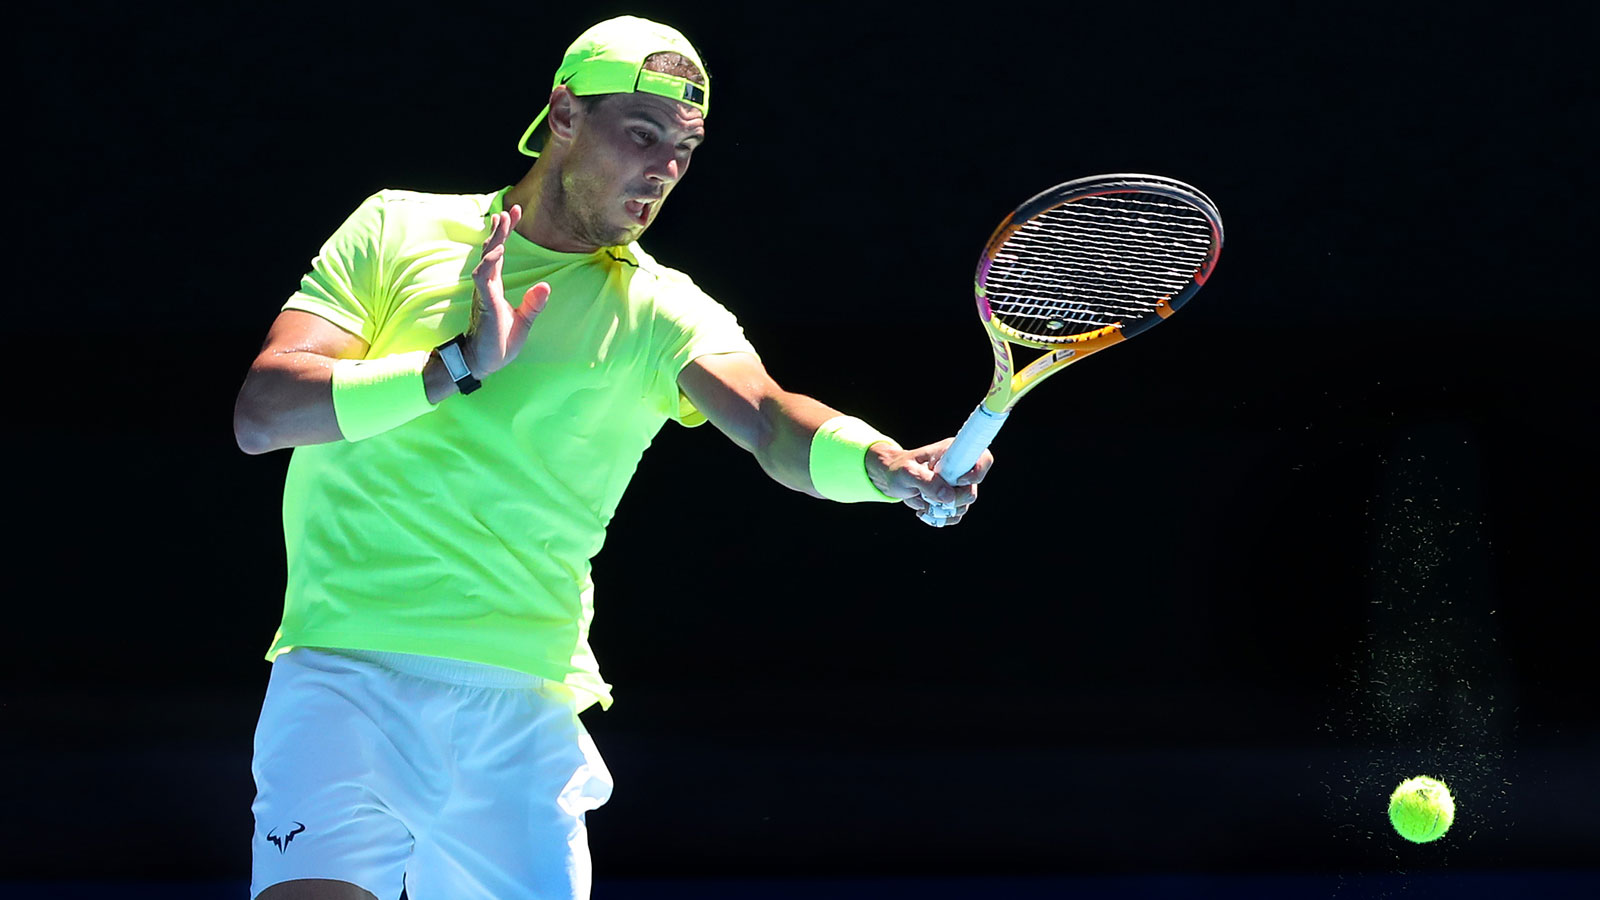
[556,90,706,249]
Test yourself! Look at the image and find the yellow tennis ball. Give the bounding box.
[1388,775,1455,843]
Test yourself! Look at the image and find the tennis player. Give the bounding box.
[233,15,991,900]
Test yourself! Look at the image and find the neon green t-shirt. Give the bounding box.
[267,187,756,710]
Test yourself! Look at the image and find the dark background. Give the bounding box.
[7,0,1595,890]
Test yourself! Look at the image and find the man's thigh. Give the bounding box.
[407,681,613,900]
[250,649,438,900]
[250,648,613,900]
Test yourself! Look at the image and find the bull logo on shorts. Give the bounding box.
[266,821,306,853]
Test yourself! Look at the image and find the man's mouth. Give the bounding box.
[624,199,654,224]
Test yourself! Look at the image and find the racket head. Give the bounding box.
[928,175,1223,525]
[975,174,1224,350]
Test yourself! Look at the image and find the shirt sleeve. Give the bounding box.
[280,192,392,344]
[647,279,758,427]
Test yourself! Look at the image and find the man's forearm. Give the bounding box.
[748,391,839,496]
[234,350,459,454]
[677,353,902,499]
[752,392,901,499]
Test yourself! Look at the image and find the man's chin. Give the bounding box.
[580,219,645,249]
[608,223,648,247]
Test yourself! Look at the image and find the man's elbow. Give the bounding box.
[233,389,280,455]
[234,413,273,455]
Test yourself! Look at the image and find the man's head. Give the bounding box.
[512,16,710,251]
[517,16,709,159]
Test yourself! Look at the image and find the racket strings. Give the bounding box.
[984,194,1215,342]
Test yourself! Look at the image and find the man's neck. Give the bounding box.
[503,161,596,254]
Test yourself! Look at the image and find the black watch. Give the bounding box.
[436,335,482,395]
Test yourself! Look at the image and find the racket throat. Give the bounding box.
[984,332,1016,410]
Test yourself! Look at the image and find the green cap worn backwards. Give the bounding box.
[517,15,709,157]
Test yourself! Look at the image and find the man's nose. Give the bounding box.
[646,155,680,184]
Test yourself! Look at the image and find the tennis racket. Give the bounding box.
[922,174,1225,525]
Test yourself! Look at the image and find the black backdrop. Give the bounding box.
[7,0,1596,884]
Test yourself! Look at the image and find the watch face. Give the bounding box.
[438,338,481,393]
[440,340,473,380]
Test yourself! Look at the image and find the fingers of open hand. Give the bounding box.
[462,209,528,373]
[473,209,518,289]
[484,207,518,249]
[473,246,506,292]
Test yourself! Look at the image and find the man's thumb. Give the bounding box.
[516,282,551,324]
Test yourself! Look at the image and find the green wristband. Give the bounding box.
[809,416,901,503]
[331,351,435,442]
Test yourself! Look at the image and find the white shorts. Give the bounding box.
[250,647,613,900]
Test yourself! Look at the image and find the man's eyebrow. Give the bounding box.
[623,110,670,131]
[623,109,706,145]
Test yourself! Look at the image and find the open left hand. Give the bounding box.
[463,205,551,377]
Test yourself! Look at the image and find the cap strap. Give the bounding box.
[635,69,707,109]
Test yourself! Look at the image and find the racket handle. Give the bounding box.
[921,404,1008,525]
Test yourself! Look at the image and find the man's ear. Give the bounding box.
[546,87,579,143]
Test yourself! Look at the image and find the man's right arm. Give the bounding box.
[232,310,462,455]
[235,205,547,455]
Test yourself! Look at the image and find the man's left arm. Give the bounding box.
[678,352,992,523]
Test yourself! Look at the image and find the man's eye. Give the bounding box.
[633,130,655,144]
